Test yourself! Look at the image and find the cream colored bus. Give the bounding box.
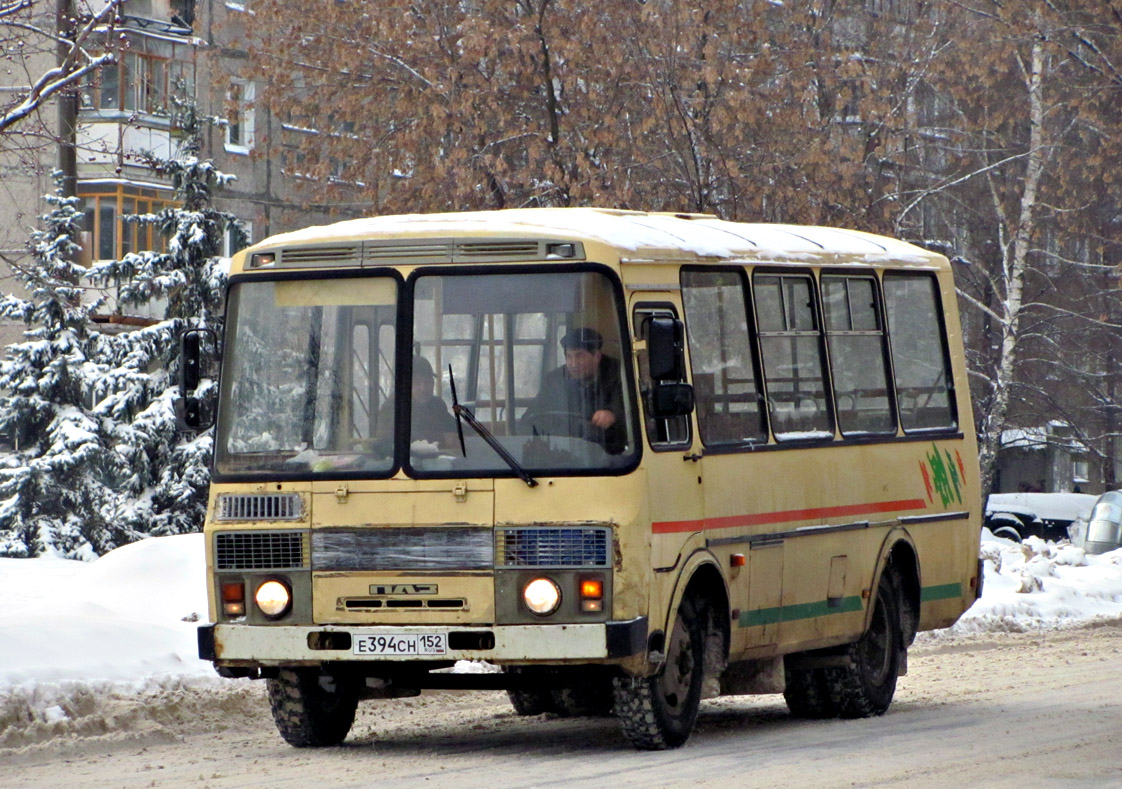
[187,208,982,750]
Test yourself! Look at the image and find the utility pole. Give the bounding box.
[56,0,77,198]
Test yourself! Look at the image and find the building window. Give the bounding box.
[225,81,256,152]
[1073,459,1090,486]
[223,220,253,257]
[82,33,195,118]
[79,184,175,263]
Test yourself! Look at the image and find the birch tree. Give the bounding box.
[891,1,1122,494]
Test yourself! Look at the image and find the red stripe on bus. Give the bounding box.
[651,498,928,535]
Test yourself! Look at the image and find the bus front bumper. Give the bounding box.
[199,618,648,666]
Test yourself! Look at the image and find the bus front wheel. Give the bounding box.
[826,569,903,718]
[612,594,705,750]
[266,668,360,747]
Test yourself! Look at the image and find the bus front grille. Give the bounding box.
[312,527,494,571]
[216,493,303,521]
[215,531,308,570]
[496,527,611,569]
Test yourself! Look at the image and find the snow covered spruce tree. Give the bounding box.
[0,176,131,558]
[86,111,237,545]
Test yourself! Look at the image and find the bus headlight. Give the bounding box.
[254,579,292,618]
[523,577,561,616]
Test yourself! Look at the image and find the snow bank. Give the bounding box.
[0,533,212,688]
[4,528,1122,743]
[933,531,1122,636]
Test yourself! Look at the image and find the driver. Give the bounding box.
[522,327,626,454]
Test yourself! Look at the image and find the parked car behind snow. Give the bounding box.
[1076,491,1122,554]
[984,492,1096,543]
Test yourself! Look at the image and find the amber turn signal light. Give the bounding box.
[222,581,246,617]
[580,577,604,613]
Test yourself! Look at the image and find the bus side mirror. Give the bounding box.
[178,328,218,431]
[648,382,694,418]
[647,317,685,381]
[181,330,203,392]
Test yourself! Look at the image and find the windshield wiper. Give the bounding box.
[448,364,538,488]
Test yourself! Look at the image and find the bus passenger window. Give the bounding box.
[822,275,895,436]
[883,273,957,432]
[680,270,766,446]
[754,273,833,440]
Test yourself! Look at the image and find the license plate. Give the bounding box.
[352,632,447,656]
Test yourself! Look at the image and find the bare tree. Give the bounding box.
[889,1,1122,494]
[230,0,1121,495]
[0,0,124,136]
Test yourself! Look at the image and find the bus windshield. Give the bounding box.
[214,269,638,478]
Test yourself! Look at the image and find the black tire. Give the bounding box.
[990,525,1022,543]
[783,666,838,719]
[506,687,556,716]
[552,682,614,717]
[825,570,903,719]
[266,668,360,747]
[612,594,705,750]
[503,667,556,715]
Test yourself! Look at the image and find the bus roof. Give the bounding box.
[246,208,944,268]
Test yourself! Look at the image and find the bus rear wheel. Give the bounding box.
[825,569,903,718]
[612,594,704,750]
[266,668,360,747]
[552,682,614,717]
[506,687,555,715]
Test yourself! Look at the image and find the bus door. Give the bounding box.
[631,300,703,604]
[679,268,783,653]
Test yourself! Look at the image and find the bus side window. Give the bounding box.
[822,275,896,436]
[883,273,957,432]
[754,272,833,440]
[680,269,767,446]
[633,305,690,448]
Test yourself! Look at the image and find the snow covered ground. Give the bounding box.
[3,529,1122,734]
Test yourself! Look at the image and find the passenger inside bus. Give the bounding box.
[521,328,626,454]
[375,355,458,455]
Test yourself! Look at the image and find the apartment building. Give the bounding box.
[0,0,345,346]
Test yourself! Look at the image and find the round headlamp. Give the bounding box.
[523,577,561,616]
[254,579,292,618]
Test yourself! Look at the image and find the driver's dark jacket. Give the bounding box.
[522,356,626,454]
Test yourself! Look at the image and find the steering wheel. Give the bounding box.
[526,410,600,443]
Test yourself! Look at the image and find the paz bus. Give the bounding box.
[186,208,982,750]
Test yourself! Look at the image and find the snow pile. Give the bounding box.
[936,531,1122,636]
[4,529,1122,743]
[0,533,211,688]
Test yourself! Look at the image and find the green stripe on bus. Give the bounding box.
[736,582,963,629]
[738,596,863,628]
[920,582,962,602]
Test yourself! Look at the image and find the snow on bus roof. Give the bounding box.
[259,208,939,265]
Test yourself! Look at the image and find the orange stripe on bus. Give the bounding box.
[651,498,928,534]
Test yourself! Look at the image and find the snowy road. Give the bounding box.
[5,622,1122,788]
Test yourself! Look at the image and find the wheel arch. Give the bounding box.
[660,550,731,683]
[872,529,921,646]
